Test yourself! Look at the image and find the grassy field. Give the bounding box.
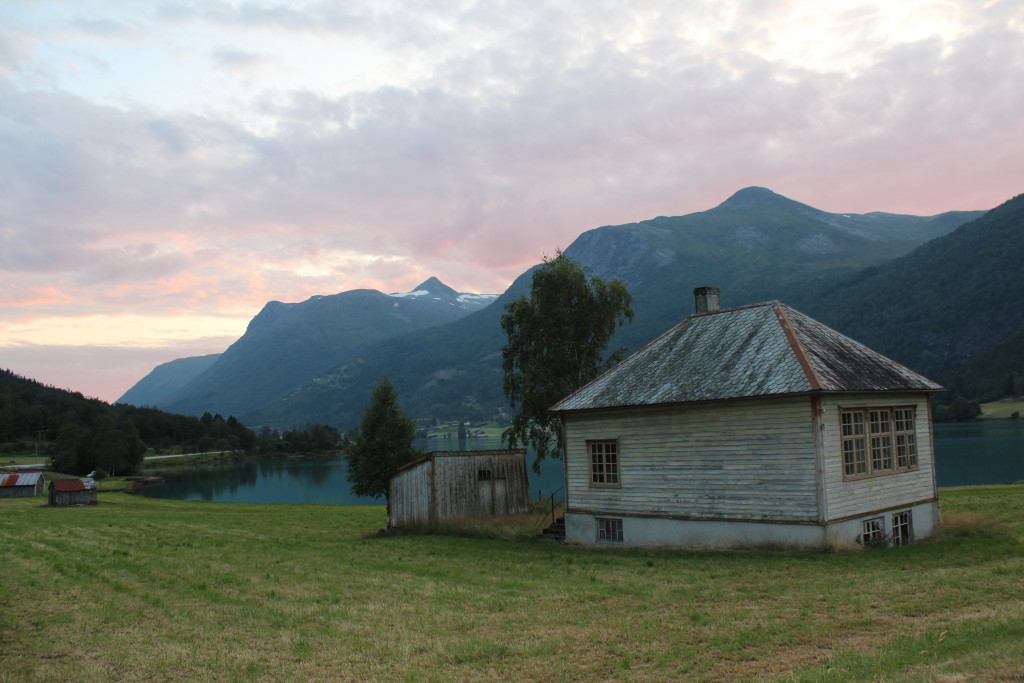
[980,398,1024,420]
[2,487,1023,681]
[0,453,49,467]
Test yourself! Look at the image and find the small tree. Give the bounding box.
[501,249,633,469]
[345,376,420,514]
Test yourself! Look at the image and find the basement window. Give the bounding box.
[477,469,493,481]
[861,517,885,546]
[842,406,919,480]
[597,517,623,543]
[589,440,620,487]
[891,511,913,546]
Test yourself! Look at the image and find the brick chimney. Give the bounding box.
[693,286,721,314]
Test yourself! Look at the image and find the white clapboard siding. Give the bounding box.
[565,396,819,522]
[820,393,936,521]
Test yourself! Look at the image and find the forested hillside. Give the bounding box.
[0,369,341,475]
[797,192,1024,415]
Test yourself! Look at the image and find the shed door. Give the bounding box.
[478,476,493,514]
[493,477,508,514]
[477,466,502,515]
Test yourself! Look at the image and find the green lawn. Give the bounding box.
[980,398,1024,420]
[0,453,48,467]
[1,487,1022,681]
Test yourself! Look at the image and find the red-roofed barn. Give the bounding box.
[48,478,98,507]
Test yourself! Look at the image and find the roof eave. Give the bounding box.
[551,386,943,416]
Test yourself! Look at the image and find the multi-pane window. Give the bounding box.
[841,411,867,476]
[862,517,885,545]
[841,406,918,479]
[891,511,913,546]
[869,409,894,471]
[589,440,620,486]
[893,408,918,469]
[597,517,624,542]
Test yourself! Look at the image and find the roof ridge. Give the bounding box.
[689,300,775,319]
[773,302,823,391]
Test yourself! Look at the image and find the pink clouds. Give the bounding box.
[1,0,1022,401]
[0,286,75,308]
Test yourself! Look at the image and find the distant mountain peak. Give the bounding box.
[717,186,798,209]
[414,277,458,298]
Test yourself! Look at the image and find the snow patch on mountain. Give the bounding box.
[387,279,498,308]
[458,293,499,303]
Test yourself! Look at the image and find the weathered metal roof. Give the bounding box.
[550,301,941,413]
[51,478,96,492]
[392,449,527,475]
[0,472,43,487]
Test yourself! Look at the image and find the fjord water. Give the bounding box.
[932,420,1024,486]
[141,437,565,504]
[140,424,1023,504]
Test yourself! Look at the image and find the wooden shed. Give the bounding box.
[48,478,98,507]
[388,449,530,528]
[550,287,942,550]
[0,472,45,498]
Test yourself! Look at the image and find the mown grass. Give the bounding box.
[1,487,1022,681]
[0,453,48,467]
[980,398,1024,420]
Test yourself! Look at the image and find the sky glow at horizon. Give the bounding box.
[2,0,1022,402]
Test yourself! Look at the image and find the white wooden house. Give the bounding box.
[388,449,530,528]
[549,287,942,549]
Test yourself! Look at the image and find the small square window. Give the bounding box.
[597,517,623,543]
[861,517,886,547]
[477,469,493,481]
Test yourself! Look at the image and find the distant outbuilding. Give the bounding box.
[0,472,45,498]
[388,449,530,528]
[48,478,98,507]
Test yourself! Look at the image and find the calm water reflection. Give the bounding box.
[141,424,1023,504]
[142,437,564,505]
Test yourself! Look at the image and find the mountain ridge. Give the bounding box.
[215,187,989,428]
[118,278,497,413]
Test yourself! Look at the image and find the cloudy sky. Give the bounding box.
[2,0,1022,403]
